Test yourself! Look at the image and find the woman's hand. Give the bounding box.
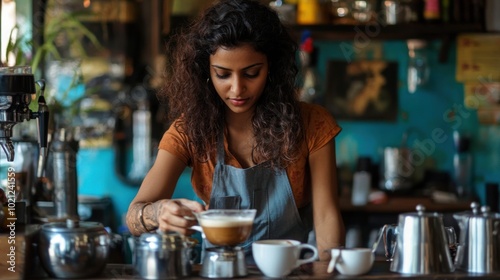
[126,150,194,236]
[155,198,206,235]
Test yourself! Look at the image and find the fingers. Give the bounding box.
[177,198,206,213]
[156,199,203,235]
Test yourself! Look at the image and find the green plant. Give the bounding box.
[6,9,101,71]
[4,8,102,118]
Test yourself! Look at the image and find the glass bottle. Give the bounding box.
[424,0,441,22]
[407,39,429,94]
[298,31,321,103]
[351,157,372,206]
[299,55,320,103]
[452,131,473,199]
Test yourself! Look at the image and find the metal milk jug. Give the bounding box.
[453,202,500,273]
[390,204,454,274]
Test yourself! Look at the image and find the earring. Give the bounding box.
[206,78,210,84]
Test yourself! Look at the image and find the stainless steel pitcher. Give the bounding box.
[453,202,500,273]
[390,204,454,274]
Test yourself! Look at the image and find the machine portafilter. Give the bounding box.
[0,66,49,162]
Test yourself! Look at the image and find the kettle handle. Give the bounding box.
[372,224,398,261]
[372,224,389,253]
[372,225,387,254]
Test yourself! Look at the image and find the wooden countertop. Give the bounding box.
[29,261,500,279]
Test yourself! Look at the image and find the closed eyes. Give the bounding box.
[215,72,260,79]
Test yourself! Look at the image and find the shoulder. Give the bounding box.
[299,102,339,129]
[159,118,192,165]
[163,119,188,141]
[299,102,342,152]
[299,101,329,115]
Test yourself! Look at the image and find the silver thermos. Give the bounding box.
[51,128,79,219]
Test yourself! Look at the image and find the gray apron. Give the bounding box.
[206,133,313,259]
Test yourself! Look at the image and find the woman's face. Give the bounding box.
[209,43,268,116]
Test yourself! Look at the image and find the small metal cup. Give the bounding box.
[199,247,247,278]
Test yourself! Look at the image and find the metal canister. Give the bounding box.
[134,231,195,279]
[380,147,414,192]
[51,128,79,219]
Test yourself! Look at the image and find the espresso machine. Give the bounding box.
[0,66,49,161]
[0,66,50,224]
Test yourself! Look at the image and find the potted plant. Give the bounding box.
[3,2,102,130]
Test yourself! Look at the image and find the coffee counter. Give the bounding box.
[27,261,500,279]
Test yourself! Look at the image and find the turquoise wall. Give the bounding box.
[77,40,500,232]
[77,148,198,232]
[315,39,499,199]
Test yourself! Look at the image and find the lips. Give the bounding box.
[229,98,248,106]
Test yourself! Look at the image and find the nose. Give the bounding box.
[230,75,246,94]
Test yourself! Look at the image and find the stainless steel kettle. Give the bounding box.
[390,204,454,274]
[453,202,500,273]
[38,219,110,278]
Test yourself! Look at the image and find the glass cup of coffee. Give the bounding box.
[193,209,256,246]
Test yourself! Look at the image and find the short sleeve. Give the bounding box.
[301,102,342,154]
[158,119,192,166]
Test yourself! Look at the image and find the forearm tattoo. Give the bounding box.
[127,202,160,236]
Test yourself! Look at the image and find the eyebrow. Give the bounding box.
[211,63,264,71]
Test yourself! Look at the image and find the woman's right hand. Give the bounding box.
[155,198,206,235]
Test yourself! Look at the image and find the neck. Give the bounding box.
[225,108,253,130]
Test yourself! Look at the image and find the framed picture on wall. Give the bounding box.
[324,60,398,121]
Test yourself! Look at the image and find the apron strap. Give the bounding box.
[216,130,225,165]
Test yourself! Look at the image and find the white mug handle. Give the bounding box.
[295,244,319,267]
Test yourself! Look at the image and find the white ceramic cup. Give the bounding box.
[329,248,374,276]
[252,239,318,278]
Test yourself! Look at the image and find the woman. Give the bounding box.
[126,0,344,261]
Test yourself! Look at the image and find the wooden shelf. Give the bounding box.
[288,22,486,41]
[164,16,487,63]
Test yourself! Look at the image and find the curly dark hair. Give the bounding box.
[159,0,304,170]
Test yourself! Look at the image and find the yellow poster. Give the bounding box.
[464,82,500,108]
[456,34,500,83]
[477,108,500,125]
[457,34,500,124]
[464,82,500,124]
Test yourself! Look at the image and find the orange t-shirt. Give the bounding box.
[159,102,341,208]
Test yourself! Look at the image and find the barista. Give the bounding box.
[126,0,345,261]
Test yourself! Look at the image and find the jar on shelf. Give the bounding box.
[329,0,355,24]
[351,0,375,23]
[407,39,429,94]
[297,0,327,24]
